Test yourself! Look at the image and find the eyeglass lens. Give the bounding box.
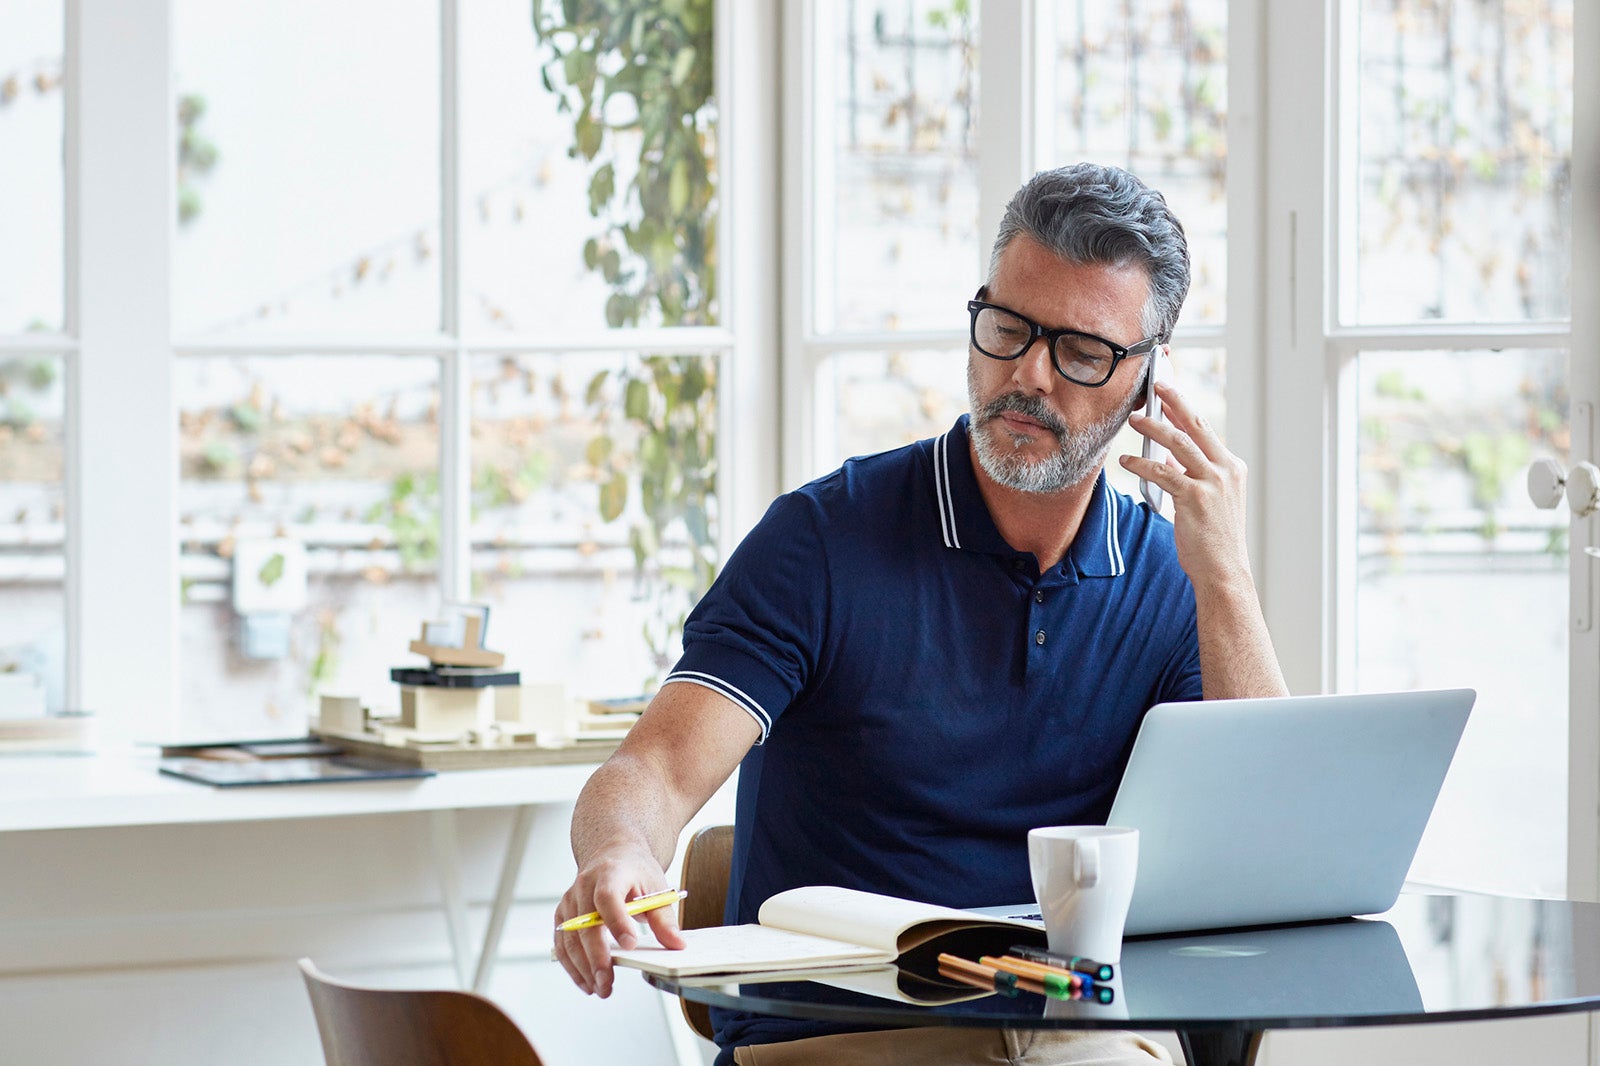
[971,306,1117,384]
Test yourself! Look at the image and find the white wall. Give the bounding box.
[0,788,735,1066]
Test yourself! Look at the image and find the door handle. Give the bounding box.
[1527,458,1600,518]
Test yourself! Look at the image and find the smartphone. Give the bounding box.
[1138,348,1173,512]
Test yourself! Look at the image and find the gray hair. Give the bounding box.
[988,163,1190,344]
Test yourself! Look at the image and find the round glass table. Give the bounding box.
[647,892,1600,1066]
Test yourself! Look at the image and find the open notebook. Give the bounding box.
[608,885,1042,979]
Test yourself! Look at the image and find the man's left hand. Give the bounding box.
[1120,380,1253,595]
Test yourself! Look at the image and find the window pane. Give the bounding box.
[1355,349,1568,896]
[172,1,441,335]
[1351,1,1573,324]
[814,349,966,475]
[462,0,719,333]
[471,351,719,696]
[821,1,980,333]
[0,357,65,713]
[0,2,64,333]
[1050,0,1229,327]
[177,356,440,739]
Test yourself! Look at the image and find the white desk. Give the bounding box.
[0,749,605,991]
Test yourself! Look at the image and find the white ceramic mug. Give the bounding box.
[1028,825,1140,963]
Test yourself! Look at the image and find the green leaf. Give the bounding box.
[229,402,262,432]
[669,158,690,214]
[585,369,609,405]
[586,434,614,466]
[680,360,705,402]
[639,430,667,473]
[203,442,235,471]
[257,552,286,588]
[588,163,615,214]
[624,377,650,420]
[605,292,635,327]
[576,110,603,160]
[562,49,588,86]
[662,566,698,591]
[583,237,600,269]
[600,472,628,522]
[25,361,55,390]
[629,525,647,569]
[670,47,697,88]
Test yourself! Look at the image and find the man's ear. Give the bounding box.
[1133,351,1157,407]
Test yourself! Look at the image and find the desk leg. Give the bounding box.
[473,803,536,993]
[1177,1030,1263,1066]
[429,809,473,989]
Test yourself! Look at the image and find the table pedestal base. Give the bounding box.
[1177,1029,1263,1066]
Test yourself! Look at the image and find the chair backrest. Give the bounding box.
[298,958,545,1066]
[677,823,736,1042]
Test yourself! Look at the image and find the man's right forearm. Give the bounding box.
[554,682,761,997]
[570,746,697,872]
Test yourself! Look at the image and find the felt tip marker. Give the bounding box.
[937,953,1020,996]
[1007,944,1115,982]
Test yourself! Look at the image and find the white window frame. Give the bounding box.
[781,0,1597,903]
[781,0,1266,588]
[1259,0,1599,902]
[55,0,779,742]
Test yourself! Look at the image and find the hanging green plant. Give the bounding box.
[176,93,219,227]
[532,0,716,327]
[533,0,720,678]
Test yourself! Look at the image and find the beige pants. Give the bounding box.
[732,1028,1173,1065]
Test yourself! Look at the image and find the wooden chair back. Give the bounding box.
[677,823,736,1042]
[298,958,545,1066]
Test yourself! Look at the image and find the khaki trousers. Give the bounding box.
[732,1028,1173,1065]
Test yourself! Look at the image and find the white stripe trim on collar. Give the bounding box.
[935,431,961,550]
[1105,479,1126,576]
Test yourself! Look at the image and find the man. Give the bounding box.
[554,163,1288,1064]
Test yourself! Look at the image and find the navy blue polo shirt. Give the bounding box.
[666,415,1201,1054]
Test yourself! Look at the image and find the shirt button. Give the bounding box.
[1034,591,1044,604]
[1035,630,1046,646]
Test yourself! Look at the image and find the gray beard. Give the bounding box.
[966,360,1139,494]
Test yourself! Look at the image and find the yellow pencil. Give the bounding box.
[556,888,688,932]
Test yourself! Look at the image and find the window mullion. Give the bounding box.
[69,0,178,739]
[1227,0,1267,593]
[438,0,470,601]
[782,0,821,494]
[974,1,1033,272]
[1260,0,1338,696]
[721,1,781,537]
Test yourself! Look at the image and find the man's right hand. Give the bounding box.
[553,681,762,997]
[553,846,688,998]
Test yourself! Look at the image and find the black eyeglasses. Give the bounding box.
[967,288,1160,388]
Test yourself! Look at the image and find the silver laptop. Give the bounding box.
[975,689,1474,936]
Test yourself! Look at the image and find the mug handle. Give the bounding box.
[1073,837,1100,888]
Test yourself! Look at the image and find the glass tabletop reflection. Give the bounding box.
[647,892,1600,1034]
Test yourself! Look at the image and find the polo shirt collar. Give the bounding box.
[933,415,1127,579]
